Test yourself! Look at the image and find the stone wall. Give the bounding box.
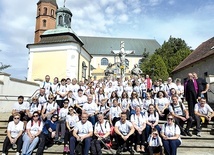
[0,72,40,112]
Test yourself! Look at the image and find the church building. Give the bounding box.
[27,0,161,82]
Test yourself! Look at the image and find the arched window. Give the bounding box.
[51,9,54,17]
[38,8,41,16]
[43,20,46,27]
[58,15,63,26]
[101,58,109,66]
[82,61,87,78]
[43,7,47,15]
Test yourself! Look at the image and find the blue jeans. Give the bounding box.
[22,133,39,155]
[163,139,181,155]
[70,136,92,155]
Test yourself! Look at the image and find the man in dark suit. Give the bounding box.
[184,73,201,117]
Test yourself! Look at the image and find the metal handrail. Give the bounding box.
[0,88,40,101]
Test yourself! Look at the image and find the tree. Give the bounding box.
[141,54,169,81]
[155,36,192,75]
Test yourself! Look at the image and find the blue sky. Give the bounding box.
[0,0,213,79]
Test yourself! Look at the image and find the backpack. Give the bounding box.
[170,102,184,115]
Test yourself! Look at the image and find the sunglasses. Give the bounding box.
[167,118,173,120]
[69,109,73,111]
[14,117,20,120]
[49,98,54,100]
[33,115,39,117]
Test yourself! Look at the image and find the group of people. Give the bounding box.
[1,73,214,155]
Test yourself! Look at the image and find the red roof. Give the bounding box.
[173,37,214,73]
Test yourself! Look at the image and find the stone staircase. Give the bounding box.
[0,113,214,155]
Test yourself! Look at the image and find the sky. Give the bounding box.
[0,0,213,80]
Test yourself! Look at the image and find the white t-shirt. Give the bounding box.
[194,103,213,115]
[13,102,29,112]
[74,120,93,136]
[26,120,43,135]
[7,121,24,138]
[38,95,47,105]
[41,81,52,95]
[130,98,141,109]
[155,98,169,111]
[59,107,69,120]
[109,106,122,120]
[130,114,146,128]
[82,102,98,115]
[124,86,133,98]
[94,120,111,135]
[142,99,154,111]
[43,102,57,114]
[147,135,161,147]
[169,102,186,116]
[29,103,42,115]
[56,85,68,100]
[98,104,109,114]
[161,123,181,142]
[146,111,159,123]
[75,95,87,107]
[119,98,130,110]
[115,120,133,136]
[66,114,79,127]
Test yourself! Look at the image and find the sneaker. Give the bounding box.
[196,132,201,137]
[181,130,187,136]
[59,138,64,143]
[128,147,135,155]
[54,137,58,142]
[185,130,192,137]
[15,152,20,155]
[116,146,123,155]
[64,146,70,152]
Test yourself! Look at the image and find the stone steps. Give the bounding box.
[1,112,214,155]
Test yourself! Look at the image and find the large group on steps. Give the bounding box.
[1,72,214,155]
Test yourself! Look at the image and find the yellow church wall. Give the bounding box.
[31,51,68,81]
[79,55,89,80]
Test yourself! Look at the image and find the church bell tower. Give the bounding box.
[34,0,58,43]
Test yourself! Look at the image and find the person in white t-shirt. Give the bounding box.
[194,98,214,137]
[147,128,163,155]
[160,114,181,155]
[70,113,93,155]
[118,91,130,118]
[114,112,135,155]
[54,99,69,143]
[97,98,110,119]
[22,111,43,155]
[2,113,24,155]
[26,96,42,121]
[75,89,88,115]
[91,113,111,155]
[109,99,122,126]
[155,90,170,120]
[130,106,146,152]
[8,96,30,123]
[56,78,68,108]
[41,94,57,121]
[41,75,52,96]
[145,104,161,140]
[63,106,79,153]
[82,95,98,126]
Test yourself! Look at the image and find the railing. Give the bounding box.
[0,89,40,102]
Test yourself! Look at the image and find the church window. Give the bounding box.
[51,9,54,17]
[38,8,41,16]
[43,20,46,27]
[59,15,63,26]
[43,7,47,15]
[101,58,109,66]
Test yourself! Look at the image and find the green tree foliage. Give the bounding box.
[155,36,192,75]
[141,54,169,81]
